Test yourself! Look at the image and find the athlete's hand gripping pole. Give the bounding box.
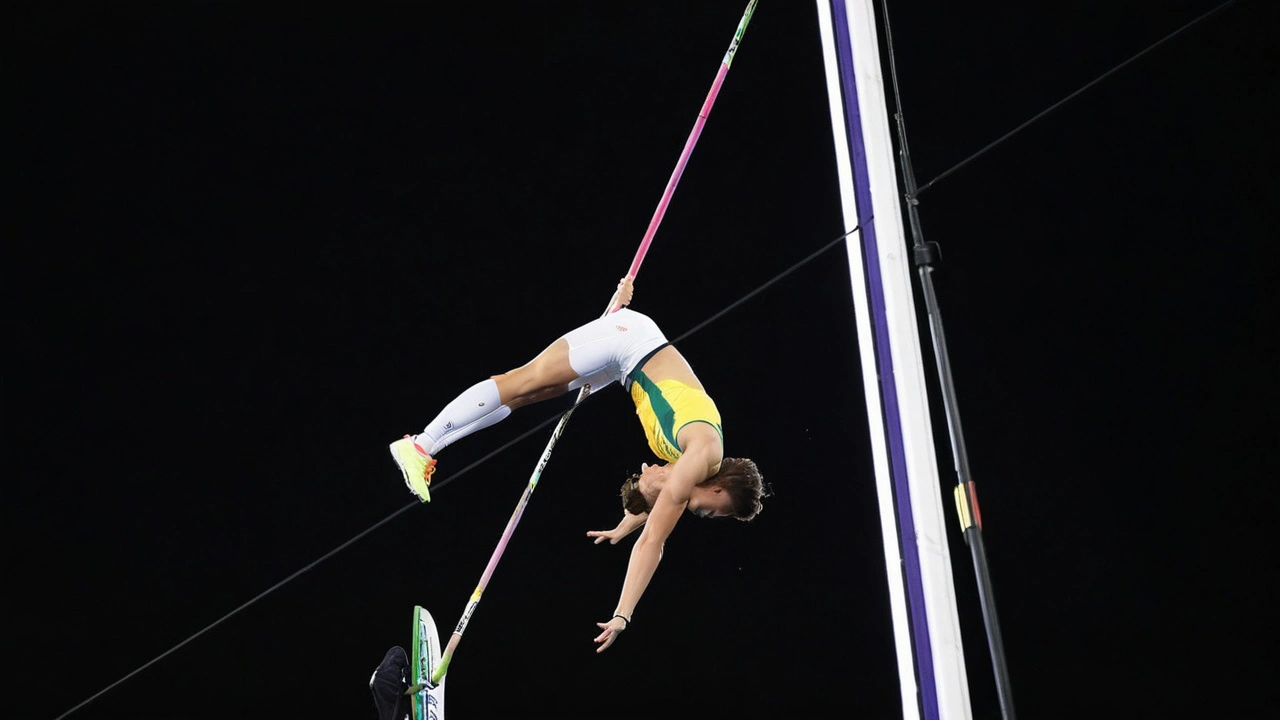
[428,0,759,686]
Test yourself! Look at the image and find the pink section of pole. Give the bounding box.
[624,64,730,283]
[475,494,529,590]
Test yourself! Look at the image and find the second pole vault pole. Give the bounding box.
[423,0,759,688]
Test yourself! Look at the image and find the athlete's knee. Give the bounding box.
[516,383,571,408]
[496,382,566,409]
[491,340,577,406]
[492,366,554,407]
[491,369,527,403]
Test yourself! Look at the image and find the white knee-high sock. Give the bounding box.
[416,379,512,455]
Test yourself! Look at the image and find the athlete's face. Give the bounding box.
[637,462,662,488]
[629,463,663,510]
[634,462,733,519]
[619,466,655,515]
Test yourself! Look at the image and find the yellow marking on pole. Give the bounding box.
[953,484,973,532]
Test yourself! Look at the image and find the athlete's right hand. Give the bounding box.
[587,511,646,544]
[586,526,627,545]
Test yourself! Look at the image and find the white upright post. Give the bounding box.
[815,2,972,718]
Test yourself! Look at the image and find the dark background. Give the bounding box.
[8,1,1274,718]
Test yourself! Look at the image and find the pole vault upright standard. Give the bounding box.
[816,1,971,719]
[422,0,759,689]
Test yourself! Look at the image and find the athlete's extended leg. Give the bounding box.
[418,338,577,453]
[390,310,659,502]
[492,338,580,407]
[390,339,578,502]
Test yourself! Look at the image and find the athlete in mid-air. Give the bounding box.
[390,276,767,652]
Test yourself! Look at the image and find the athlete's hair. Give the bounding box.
[620,474,648,516]
[618,457,769,521]
[707,457,768,521]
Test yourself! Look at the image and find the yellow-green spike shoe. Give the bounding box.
[390,435,436,502]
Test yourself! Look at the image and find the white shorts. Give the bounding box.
[559,308,668,393]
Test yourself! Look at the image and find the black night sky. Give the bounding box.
[9,2,1274,719]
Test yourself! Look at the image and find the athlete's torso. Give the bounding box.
[637,345,703,389]
[629,346,722,465]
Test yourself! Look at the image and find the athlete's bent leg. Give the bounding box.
[491,338,578,409]
[413,339,577,456]
[410,310,655,458]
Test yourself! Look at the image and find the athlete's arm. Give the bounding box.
[594,441,714,653]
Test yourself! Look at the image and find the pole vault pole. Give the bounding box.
[417,0,759,689]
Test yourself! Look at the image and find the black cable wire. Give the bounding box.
[673,224,862,343]
[51,226,860,720]
[913,0,1238,197]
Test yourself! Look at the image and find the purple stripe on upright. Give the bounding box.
[829,1,939,718]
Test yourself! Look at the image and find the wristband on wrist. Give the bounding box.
[612,614,630,628]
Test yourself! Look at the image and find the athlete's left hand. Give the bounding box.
[610,276,635,311]
[593,616,627,653]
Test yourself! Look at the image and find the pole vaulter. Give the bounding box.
[401,4,761,711]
